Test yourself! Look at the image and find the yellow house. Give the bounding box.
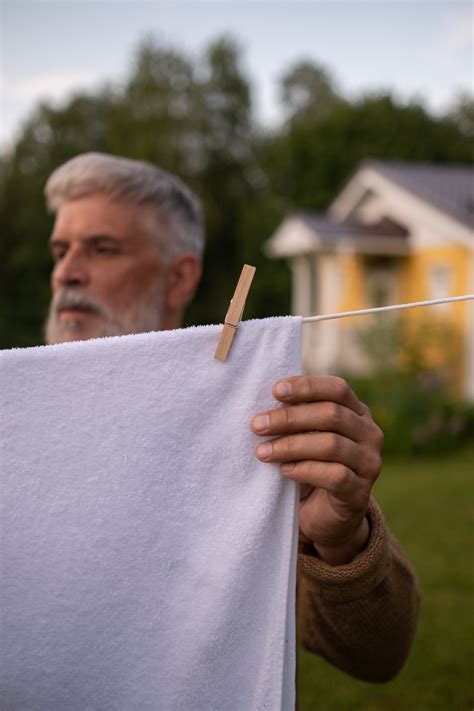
[265,160,474,400]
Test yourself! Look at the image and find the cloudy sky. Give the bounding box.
[1,0,473,149]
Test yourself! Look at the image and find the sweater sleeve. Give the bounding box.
[296,498,421,682]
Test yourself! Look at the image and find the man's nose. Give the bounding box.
[52,250,90,289]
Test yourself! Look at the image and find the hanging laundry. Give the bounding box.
[0,317,301,711]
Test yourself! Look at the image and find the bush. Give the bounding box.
[344,316,474,456]
[348,371,474,456]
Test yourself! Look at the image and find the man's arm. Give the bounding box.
[251,375,420,681]
[297,499,420,682]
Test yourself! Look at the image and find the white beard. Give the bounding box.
[45,284,165,344]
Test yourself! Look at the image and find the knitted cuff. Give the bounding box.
[297,498,391,602]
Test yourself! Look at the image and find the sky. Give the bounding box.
[1,0,473,149]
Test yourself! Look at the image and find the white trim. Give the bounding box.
[265,217,321,257]
[329,172,369,219]
[330,166,474,250]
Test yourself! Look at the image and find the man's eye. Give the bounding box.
[95,245,117,255]
[52,250,66,262]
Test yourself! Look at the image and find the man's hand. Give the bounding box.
[251,376,384,566]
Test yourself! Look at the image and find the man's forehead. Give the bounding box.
[51,195,159,241]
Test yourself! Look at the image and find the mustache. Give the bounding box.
[52,289,108,319]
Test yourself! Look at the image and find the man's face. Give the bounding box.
[46,193,167,344]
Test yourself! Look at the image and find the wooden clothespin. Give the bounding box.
[214,264,256,361]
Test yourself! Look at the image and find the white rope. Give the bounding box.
[302,294,474,323]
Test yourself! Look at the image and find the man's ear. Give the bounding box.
[164,252,202,313]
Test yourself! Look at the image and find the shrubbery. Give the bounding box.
[345,317,474,456]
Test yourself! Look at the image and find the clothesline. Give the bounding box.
[301,294,474,324]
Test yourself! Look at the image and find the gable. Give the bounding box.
[330,163,474,250]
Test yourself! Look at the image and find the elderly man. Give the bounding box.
[44,152,419,682]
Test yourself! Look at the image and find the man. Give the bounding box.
[45,152,420,682]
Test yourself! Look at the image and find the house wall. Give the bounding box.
[299,244,473,399]
[302,251,400,376]
[335,254,373,375]
[300,254,343,374]
[400,243,472,397]
[291,254,327,374]
[330,253,405,377]
[339,253,365,311]
[401,243,470,325]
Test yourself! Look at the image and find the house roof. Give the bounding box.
[265,211,410,258]
[297,212,408,239]
[363,160,474,228]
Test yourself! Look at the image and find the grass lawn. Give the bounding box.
[297,445,474,711]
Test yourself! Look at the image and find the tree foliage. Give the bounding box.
[0,40,472,348]
[263,93,472,211]
[280,60,344,124]
[447,92,474,145]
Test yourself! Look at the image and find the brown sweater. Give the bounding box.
[297,498,421,682]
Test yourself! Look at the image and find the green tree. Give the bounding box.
[107,37,201,176]
[447,92,474,144]
[186,37,291,326]
[280,60,344,124]
[1,39,472,349]
[262,93,473,212]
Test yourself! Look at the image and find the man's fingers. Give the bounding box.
[251,400,367,442]
[255,431,381,480]
[283,459,357,491]
[283,460,371,502]
[272,375,365,416]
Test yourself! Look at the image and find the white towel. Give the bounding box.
[0,317,302,711]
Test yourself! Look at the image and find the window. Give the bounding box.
[364,257,398,308]
[429,264,453,302]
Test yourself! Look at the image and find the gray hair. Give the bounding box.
[44,152,204,259]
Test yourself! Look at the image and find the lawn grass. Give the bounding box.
[297,445,474,710]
